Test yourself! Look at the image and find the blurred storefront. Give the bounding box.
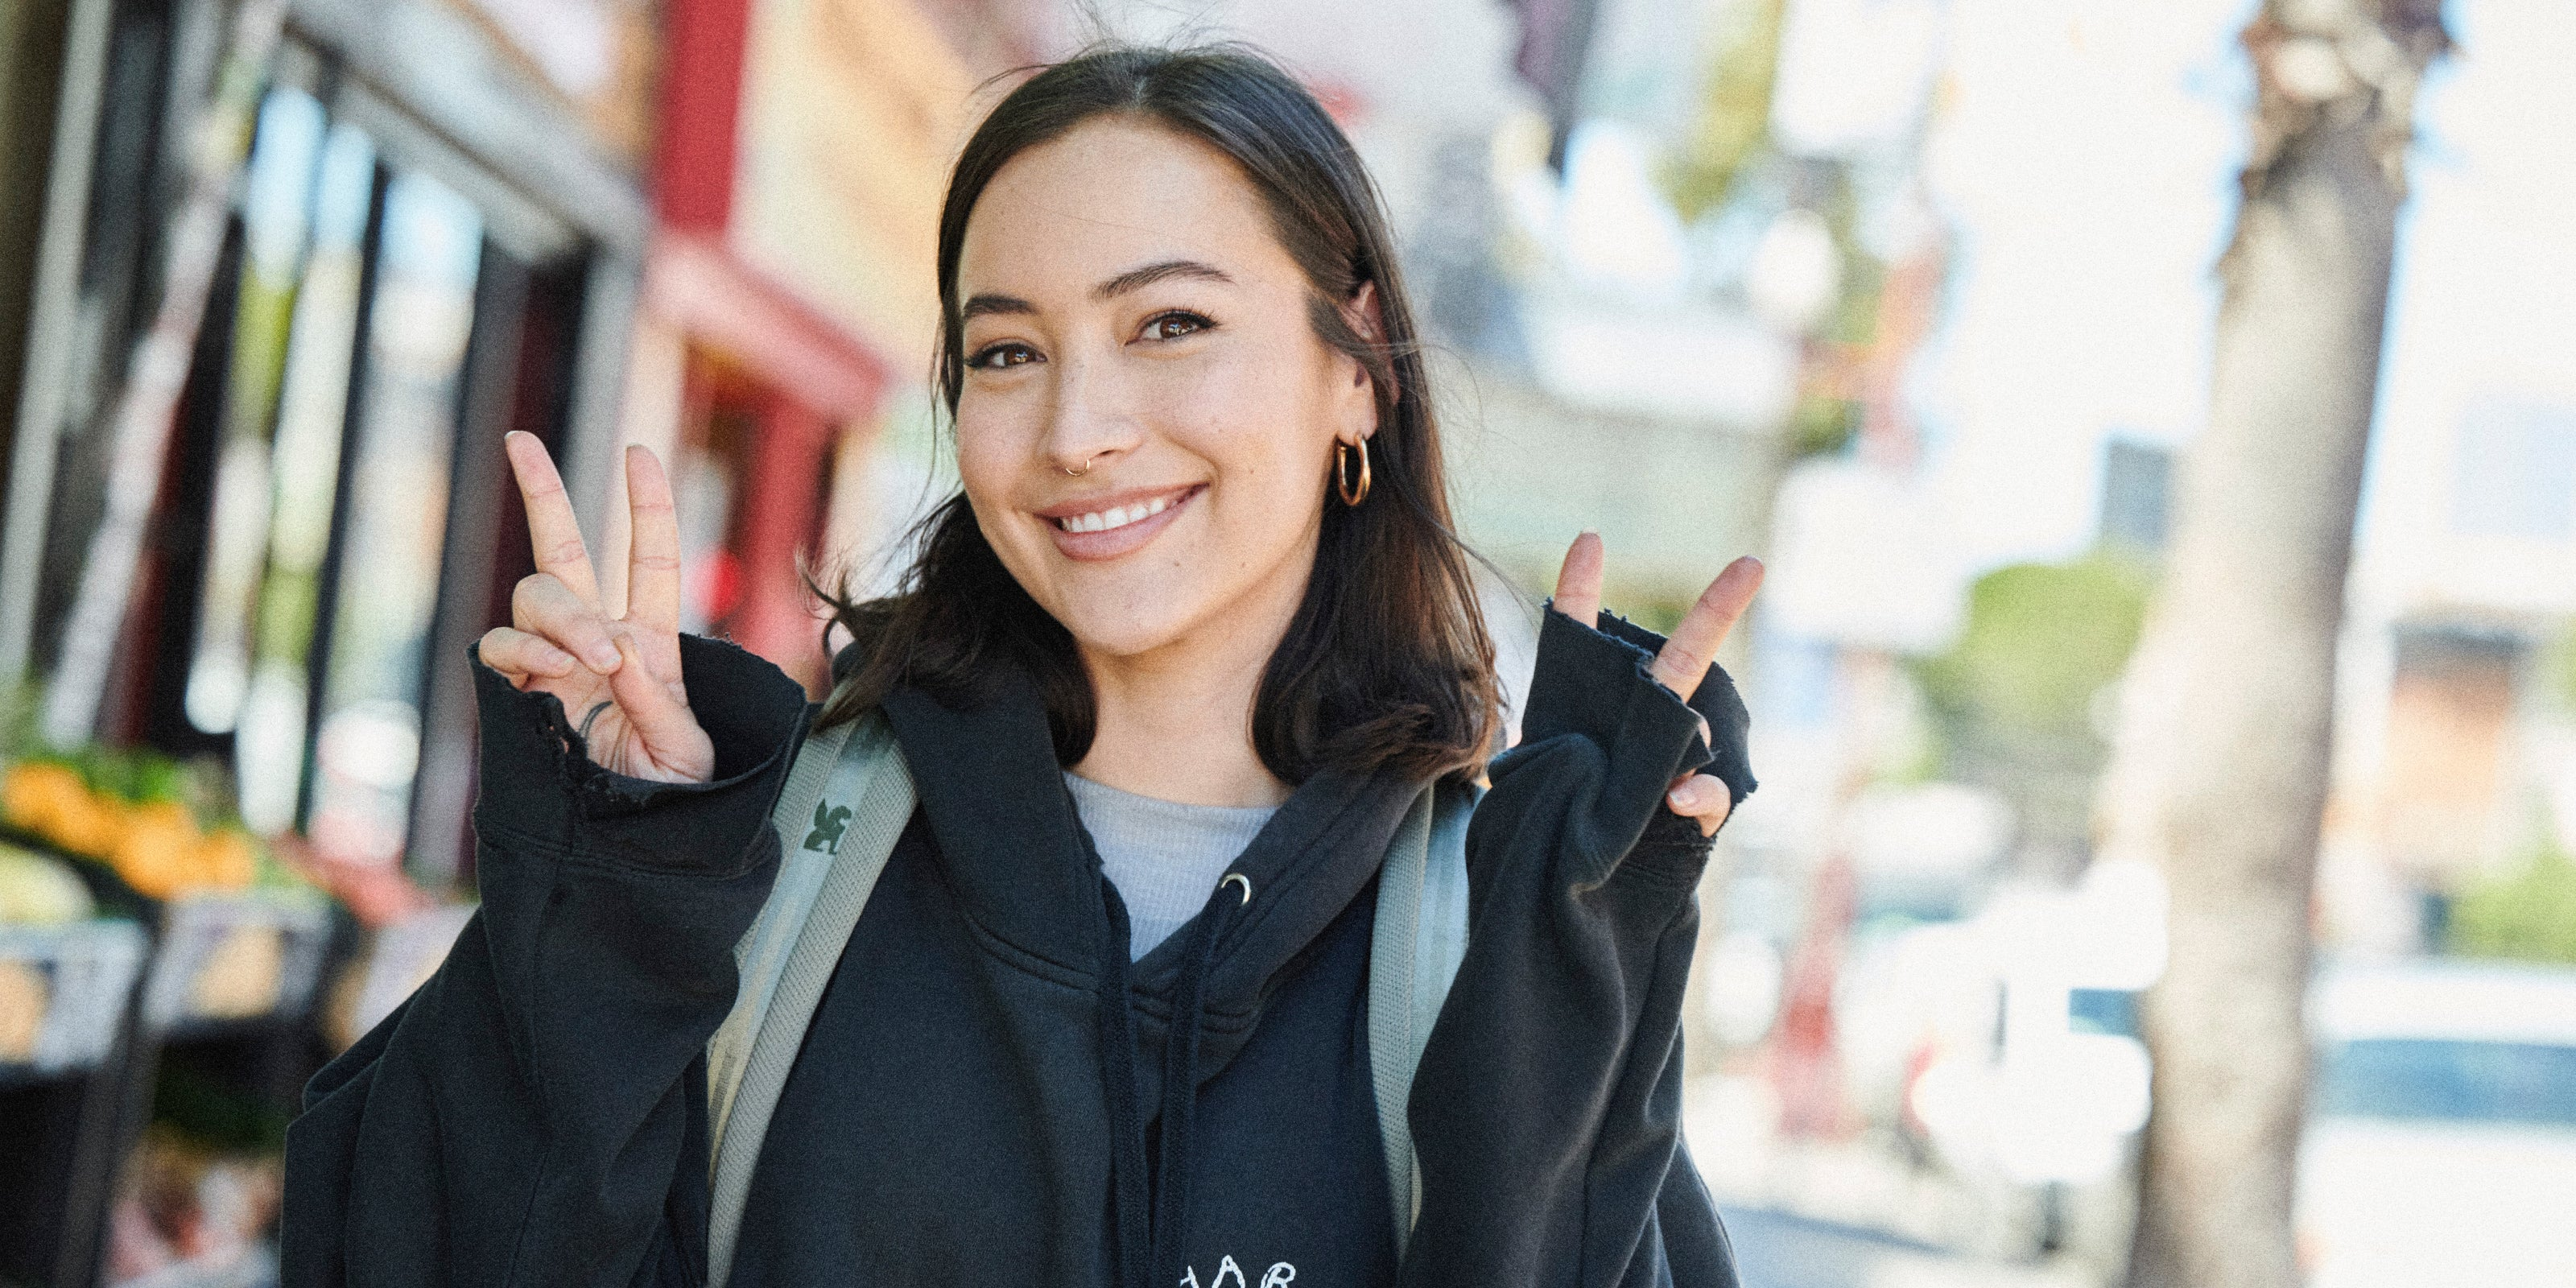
[0,1,636,1282]
[0,0,657,886]
[606,0,960,696]
[0,0,1043,1277]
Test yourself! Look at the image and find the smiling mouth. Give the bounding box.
[1055,495,1173,534]
[1047,485,1201,535]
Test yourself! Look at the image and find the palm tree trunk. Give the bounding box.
[2102,4,2446,1286]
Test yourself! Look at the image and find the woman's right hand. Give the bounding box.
[477,432,714,784]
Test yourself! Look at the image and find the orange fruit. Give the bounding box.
[2,763,82,840]
[196,831,257,890]
[52,789,126,858]
[113,807,200,900]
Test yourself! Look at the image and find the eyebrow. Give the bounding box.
[1092,258,1232,299]
[960,293,1034,320]
[958,259,1232,323]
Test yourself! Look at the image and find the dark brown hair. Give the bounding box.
[821,43,1500,786]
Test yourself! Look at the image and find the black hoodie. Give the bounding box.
[281,608,1750,1287]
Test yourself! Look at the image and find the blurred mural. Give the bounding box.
[0,0,2571,1286]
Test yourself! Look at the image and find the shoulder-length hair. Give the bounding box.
[821,43,1500,786]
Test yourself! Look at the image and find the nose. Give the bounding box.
[1040,352,1145,477]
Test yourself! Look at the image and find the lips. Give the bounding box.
[1038,484,1203,561]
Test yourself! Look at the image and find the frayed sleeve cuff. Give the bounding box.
[469,634,812,877]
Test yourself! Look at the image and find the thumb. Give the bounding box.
[605,633,708,778]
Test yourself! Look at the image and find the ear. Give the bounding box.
[1343,280,1386,346]
[1336,281,1391,440]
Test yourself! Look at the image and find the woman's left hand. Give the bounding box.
[1550,532,1763,837]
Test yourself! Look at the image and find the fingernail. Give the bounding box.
[539,645,577,672]
[1668,782,1700,812]
[585,641,621,671]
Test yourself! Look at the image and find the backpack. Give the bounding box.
[701,713,1474,1286]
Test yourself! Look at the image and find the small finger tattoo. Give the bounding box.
[576,700,613,745]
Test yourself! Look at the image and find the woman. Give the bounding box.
[283,45,1761,1288]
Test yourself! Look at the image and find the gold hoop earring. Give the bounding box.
[1335,438,1372,506]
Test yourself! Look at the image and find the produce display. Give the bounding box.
[138,893,332,1031]
[0,839,95,923]
[0,733,455,1288]
[104,1127,284,1285]
[2,756,266,899]
[2,832,134,1070]
[0,956,42,1059]
[0,917,150,1070]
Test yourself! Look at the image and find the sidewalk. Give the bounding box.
[1688,1074,2107,1288]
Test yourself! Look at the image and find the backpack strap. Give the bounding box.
[1366,778,1476,1254]
[705,712,914,1287]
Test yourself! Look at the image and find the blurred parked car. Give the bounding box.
[2300,958,2576,1287]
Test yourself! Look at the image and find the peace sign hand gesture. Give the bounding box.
[1551,532,1763,837]
[476,432,713,784]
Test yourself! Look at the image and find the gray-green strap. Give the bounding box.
[705,712,915,1287]
[706,717,849,1150]
[1366,781,1474,1253]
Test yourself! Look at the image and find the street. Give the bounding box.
[1723,1208,2089,1288]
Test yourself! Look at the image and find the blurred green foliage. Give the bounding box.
[1914,555,2157,740]
[56,743,192,806]
[1664,0,1788,223]
[1787,394,1859,458]
[2537,621,2576,712]
[1909,555,2157,857]
[0,680,241,822]
[2450,843,2576,964]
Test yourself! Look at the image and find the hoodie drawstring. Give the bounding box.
[1096,890,1155,1288]
[1098,872,1248,1288]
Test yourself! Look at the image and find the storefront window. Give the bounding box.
[234,121,379,835]
[185,88,327,737]
[304,173,485,866]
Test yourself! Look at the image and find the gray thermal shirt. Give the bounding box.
[1062,771,1280,960]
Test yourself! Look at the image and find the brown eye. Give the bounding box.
[1141,312,1213,342]
[968,343,1039,370]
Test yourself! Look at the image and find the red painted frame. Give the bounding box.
[647,0,889,683]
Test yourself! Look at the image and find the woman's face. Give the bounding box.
[952,118,1377,666]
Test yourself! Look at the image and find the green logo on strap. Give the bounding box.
[803,800,853,853]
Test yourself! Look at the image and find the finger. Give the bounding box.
[513,572,625,675]
[605,633,701,758]
[622,444,683,640]
[506,431,601,605]
[477,626,580,680]
[1664,774,1733,837]
[1552,531,1604,628]
[1651,556,1764,702]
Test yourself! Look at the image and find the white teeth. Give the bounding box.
[1058,494,1179,535]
